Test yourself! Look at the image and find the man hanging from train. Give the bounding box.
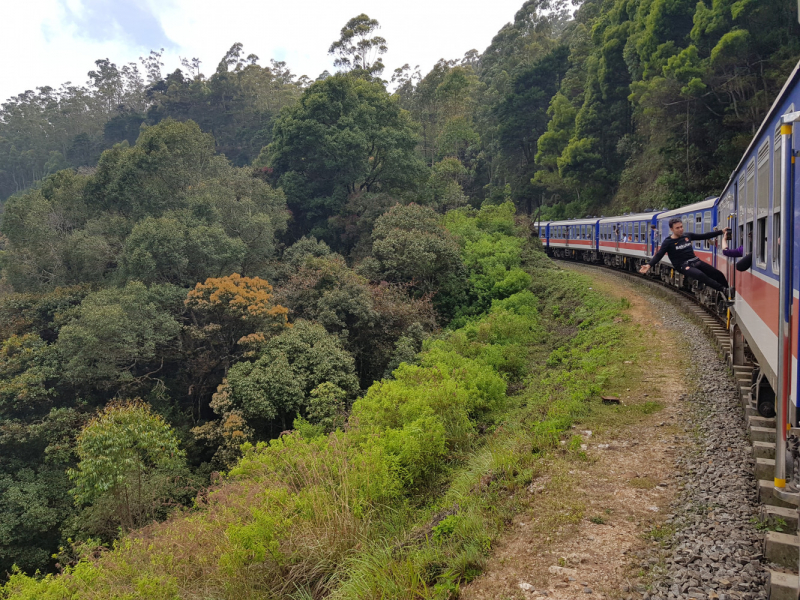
[639,217,733,301]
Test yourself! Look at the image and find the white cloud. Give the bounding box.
[1,0,529,103]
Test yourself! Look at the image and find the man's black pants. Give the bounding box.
[682,259,728,292]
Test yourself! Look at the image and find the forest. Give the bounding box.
[0,0,798,595]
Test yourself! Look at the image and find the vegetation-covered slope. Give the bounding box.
[0,0,798,592]
[1,205,634,599]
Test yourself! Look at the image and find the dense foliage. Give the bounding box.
[0,0,798,588]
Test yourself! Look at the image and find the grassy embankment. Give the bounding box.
[1,204,647,599]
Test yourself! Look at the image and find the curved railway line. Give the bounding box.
[552,257,799,600]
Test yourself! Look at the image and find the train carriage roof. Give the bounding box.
[548,218,600,227]
[657,198,718,220]
[598,211,662,225]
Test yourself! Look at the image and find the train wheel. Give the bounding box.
[757,384,776,418]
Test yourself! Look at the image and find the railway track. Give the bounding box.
[554,258,799,600]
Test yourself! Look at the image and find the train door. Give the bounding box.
[615,224,620,251]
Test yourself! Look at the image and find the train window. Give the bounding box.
[773,211,780,272]
[642,221,647,244]
[703,213,712,249]
[756,141,770,267]
[737,173,745,248]
[757,216,767,266]
[746,159,755,253]
[695,213,702,248]
[634,222,639,242]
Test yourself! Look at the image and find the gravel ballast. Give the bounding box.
[633,292,769,600]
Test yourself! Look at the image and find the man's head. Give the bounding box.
[669,217,684,235]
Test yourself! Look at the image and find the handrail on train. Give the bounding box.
[775,110,800,490]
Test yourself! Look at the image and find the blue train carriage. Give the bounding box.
[722,60,800,430]
[649,198,720,306]
[532,220,549,249]
[545,218,599,261]
[597,211,662,269]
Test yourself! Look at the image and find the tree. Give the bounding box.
[0,408,86,575]
[121,216,247,286]
[55,282,183,391]
[268,74,425,238]
[370,203,466,300]
[68,401,187,532]
[182,274,289,416]
[493,45,570,212]
[184,274,289,355]
[328,14,388,77]
[85,119,216,219]
[221,320,359,432]
[0,334,55,420]
[277,254,437,386]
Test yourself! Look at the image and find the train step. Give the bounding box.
[764,531,800,569]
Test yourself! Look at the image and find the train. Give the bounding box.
[535,58,800,494]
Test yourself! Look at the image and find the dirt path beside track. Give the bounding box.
[462,264,765,600]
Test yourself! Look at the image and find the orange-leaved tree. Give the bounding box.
[182,274,289,419]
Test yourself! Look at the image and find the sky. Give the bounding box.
[1,0,531,103]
